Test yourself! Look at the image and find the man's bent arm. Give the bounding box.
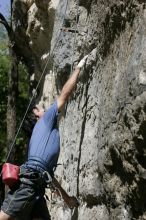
[57,55,88,112]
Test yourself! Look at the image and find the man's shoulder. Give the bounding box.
[42,100,58,123]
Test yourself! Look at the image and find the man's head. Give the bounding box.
[23,105,45,137]
[32,105,45,120]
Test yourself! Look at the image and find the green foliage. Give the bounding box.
[15,63,29,164]
[18,63,29,107]
[0,39,10,164]
[0,25,7,41]
[0,26,29,165]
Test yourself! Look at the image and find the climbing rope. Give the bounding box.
[71,0,79,73]
[4,0,69,164]
[58,0,80,146]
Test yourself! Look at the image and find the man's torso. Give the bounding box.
[25,101,60,176]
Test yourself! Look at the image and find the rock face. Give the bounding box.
[13,0,146,219]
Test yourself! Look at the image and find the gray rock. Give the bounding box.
[13,0,146,219]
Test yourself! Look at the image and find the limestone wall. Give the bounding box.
[13,0,146,219]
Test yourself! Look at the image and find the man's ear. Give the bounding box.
[33,107,37,114]
[32,106,39,115]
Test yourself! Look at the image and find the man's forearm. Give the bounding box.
[57,67,80,111]
[57,55,88,111]
[52,177,70,202]
[61,67,80,99]
[52,177,79,209]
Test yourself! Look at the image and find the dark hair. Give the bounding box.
[22,114,37,137]
[29,101,38,112]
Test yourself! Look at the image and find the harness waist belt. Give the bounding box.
[20,166,52,186]
[26,156,48,172]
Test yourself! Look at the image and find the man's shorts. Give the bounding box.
[1,166,51,220]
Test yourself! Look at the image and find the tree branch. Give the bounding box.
[0,13,12,35]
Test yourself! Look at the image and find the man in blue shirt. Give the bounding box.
[0,55,88,220]
[26,100,60,178]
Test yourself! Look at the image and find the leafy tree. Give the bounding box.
[0,39,10,163]
[0,24,29,165]
[0,5,29,164]
[15,63,29,164]
[0,25,7,41]
[0,2,30,205]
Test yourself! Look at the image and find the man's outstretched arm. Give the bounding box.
[57,55,88,112]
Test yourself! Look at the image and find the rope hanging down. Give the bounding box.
[5,0,69,163]
[71,0,79,73]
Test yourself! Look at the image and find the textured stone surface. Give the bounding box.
[13,0,146,219]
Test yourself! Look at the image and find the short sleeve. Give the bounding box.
[43,101,58,128]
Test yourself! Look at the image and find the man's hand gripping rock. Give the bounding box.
[77,55,88,68]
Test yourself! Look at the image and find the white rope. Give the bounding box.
[5,0,69,163]
[71,0,79,73]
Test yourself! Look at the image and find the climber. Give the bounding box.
[0,55,88,220]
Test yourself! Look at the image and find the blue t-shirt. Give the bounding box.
[25,101,60,176]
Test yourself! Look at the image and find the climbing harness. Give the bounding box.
[43,171,52,185]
